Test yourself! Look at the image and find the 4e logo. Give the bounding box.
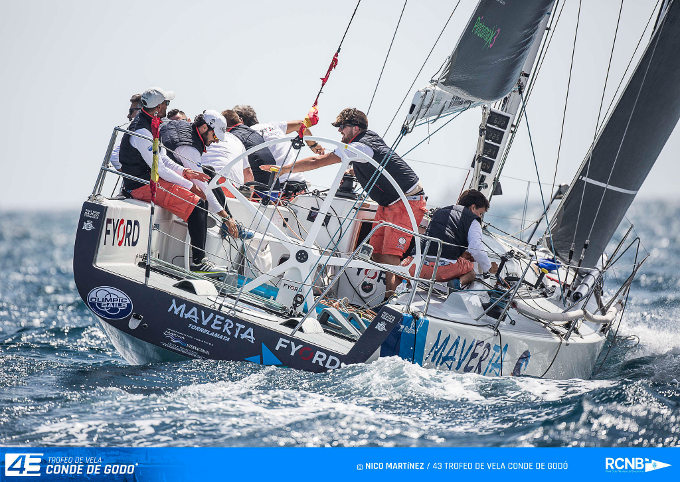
[4,453,42,477]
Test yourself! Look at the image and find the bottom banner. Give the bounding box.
[1,447,678,481]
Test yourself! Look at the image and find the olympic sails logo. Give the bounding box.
[87,286,133,320]
[605,457,671,472]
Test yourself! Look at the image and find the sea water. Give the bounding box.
[1,201,678,447]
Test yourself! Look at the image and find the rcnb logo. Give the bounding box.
[605,458,671,472]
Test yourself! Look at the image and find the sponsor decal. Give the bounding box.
[397,236,407,247]
[245,343,283,366]
[275,337,343,369]
[380,311,396,324]
[162,329,210,357]
[168,299,255,344]
[512,350,531,376]
[425,330,520,376]
[103,218,140,247]
[375,321,387,332]
[84,208,100,219]
[472,16,500,49]
[82,220,95,231]
[605,458,671,473]
[87,286,133,320]
[354,268,386,297]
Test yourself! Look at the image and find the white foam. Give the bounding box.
[620,313,680,355]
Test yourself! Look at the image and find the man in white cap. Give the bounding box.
[201,110,254,188]
[119,87,216,271]
[160,110,244,244]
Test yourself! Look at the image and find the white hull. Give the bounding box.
[98,319,188,365]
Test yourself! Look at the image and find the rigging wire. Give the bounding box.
[400,106,469,157]
[337,0,363,50]
[521,101,565,297]
[597,0,663,133]
[592,240,639,376]
[404,157,559,187]
[549,0,582,198]
[584,4,668,246]
[281,0,363,187]
[367,0,408,115]
[382,0,462,139]
[569,0,624,254]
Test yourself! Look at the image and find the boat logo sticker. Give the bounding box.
[375,321,387,332]
[83,208,100,219]
[472,16,500,49]
[87,286,133,320]
[380,311,396,324]
[82,220,95,231]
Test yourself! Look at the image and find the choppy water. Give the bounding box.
[1,202,679,447]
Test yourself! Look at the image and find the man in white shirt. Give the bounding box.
[201,125,253,187]
[160,111,241,241]
[233,105,324,194]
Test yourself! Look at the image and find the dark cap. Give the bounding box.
[331,108,368,129]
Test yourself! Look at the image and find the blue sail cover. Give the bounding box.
[439,0,554,102]
[549,0,680,269]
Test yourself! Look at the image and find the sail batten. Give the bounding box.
[548,0,680,269]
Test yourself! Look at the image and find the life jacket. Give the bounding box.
[351,130,420,206]
[228,124,279,187]
[119,109,155,191]
[424,205,480,260]
[160,120,205,165]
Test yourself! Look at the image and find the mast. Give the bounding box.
[469,6,554,198]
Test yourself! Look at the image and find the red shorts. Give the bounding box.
[370,197,427,257]
[401,256,474,281]
[131,179,200,222]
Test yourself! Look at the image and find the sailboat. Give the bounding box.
[73,0,680,378]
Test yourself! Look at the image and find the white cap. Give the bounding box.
[141,87,175,108]
[203,110,227,141]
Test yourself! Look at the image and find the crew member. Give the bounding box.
[118,87,214,272]
[167,108,190,122]
[127,93,142,121]
[201,110,254,188]
[406,189,498,286]
[233,104,324,195]
[224,110,279,188]
[261,108,427,293]
[159,111,240,240]
[110,92,142,170]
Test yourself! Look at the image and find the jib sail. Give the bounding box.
[549,0,680,269]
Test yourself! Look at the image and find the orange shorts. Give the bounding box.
[401,256,474,281]
[370,197,427,257]
[131,179,200,222]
